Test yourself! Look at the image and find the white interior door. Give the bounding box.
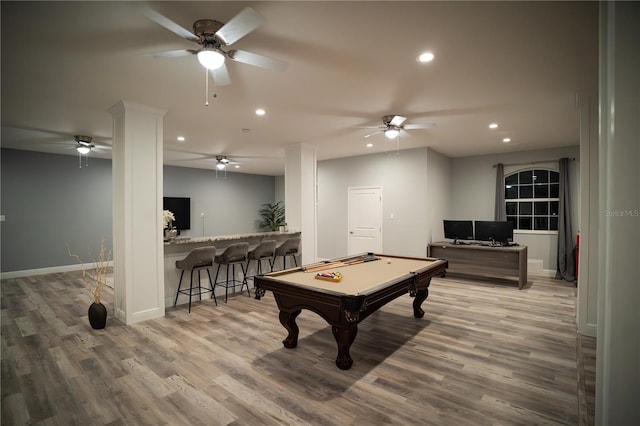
[347,187,382,255]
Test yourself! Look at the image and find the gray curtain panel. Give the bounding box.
[494,163,506,221]
[556,158,576,281]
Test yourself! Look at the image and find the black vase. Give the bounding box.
[88,302,107,329]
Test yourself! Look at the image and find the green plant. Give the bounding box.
[258,201,285,231]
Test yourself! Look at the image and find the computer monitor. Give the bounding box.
[474,221,513,244]
[443,220,474,244]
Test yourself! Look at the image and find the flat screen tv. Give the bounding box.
[474,220,513,244]
[163,197,191,231]
[443,220,474,244]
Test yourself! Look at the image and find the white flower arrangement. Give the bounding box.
[163,209,175,229]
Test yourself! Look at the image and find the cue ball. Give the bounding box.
[387,259,391,264]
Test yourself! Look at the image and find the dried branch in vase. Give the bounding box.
[67,238,112,304]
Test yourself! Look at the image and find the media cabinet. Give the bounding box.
[427,242,528,289]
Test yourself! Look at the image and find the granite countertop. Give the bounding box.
[164,230,300,245]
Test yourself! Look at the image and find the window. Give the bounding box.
[505,169,559,231]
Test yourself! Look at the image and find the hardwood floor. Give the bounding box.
[2,270,594,425]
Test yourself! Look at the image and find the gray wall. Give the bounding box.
[317,148,436,259]
[1,148,276,273]
[163,165,275,238]
[450,146,581,271]
[316,145,580,272]
[427,149,452,244]
[2,145,581,274]
[1,148,113,272]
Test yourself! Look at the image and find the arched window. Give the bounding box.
[505,168,559,231]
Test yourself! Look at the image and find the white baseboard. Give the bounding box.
[528,259,556,277]
[1,264,84,279]
[1,262,115,282]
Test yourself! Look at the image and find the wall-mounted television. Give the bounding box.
[474,220,513,244]
[443,220,474,244]
[163,197,191,231]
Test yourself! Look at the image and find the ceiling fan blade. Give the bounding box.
[211,65,231,86]
[389,115,407,127]
[142,7,198,41]
[215,7,263,46]
[364,130,383,138]
[228,49,288,71]
[151,49,195,58]
[403,123,436,130]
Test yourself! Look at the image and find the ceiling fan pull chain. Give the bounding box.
[205,68,209,106]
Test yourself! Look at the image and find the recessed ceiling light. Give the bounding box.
[234,165,240,168]
[502,137,511,143]
[366,143,373,148]
[489,123,498,129]
[177,136,185,142]
[417,52,434,63]
[255,108,266,116]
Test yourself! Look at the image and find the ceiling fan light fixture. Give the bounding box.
[77,146,91,154]
[216,162,226,170]
[417,52,434,63]
[385,128,400,139]
[197,47,225,70]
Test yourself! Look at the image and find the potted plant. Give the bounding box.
[163,209,177,241]
[67,238,112,329]
[258,201,286,231]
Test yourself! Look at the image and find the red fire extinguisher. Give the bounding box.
[575,232,580,279]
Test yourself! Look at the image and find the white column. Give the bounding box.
[109,101,167,325]
[284,143,317,265]
[596,2,640,424]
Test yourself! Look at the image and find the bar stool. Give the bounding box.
[246,239,276,284]
[274,237,300,270]
[174,246,217,313]
[213,242,250,302]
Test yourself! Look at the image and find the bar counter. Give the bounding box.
[164,231,300,308]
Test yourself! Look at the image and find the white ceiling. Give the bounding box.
[1,1,598,176]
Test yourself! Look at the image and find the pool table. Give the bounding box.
[254,253,448,370]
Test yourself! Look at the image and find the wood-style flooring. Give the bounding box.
[2,270,594,425]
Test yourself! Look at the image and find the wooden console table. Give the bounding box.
[427,242,528,289]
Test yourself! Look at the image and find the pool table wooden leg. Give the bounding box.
[332,325,358,370]
[279,309,301,348]
[412,288,429,318]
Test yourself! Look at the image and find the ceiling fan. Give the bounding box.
[364,115,435,139]
[144,6,288,87]
[214,155,239,170]
[72,135,111,168]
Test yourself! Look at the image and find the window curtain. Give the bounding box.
[555,158,576,281]
[494,163,506,221]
